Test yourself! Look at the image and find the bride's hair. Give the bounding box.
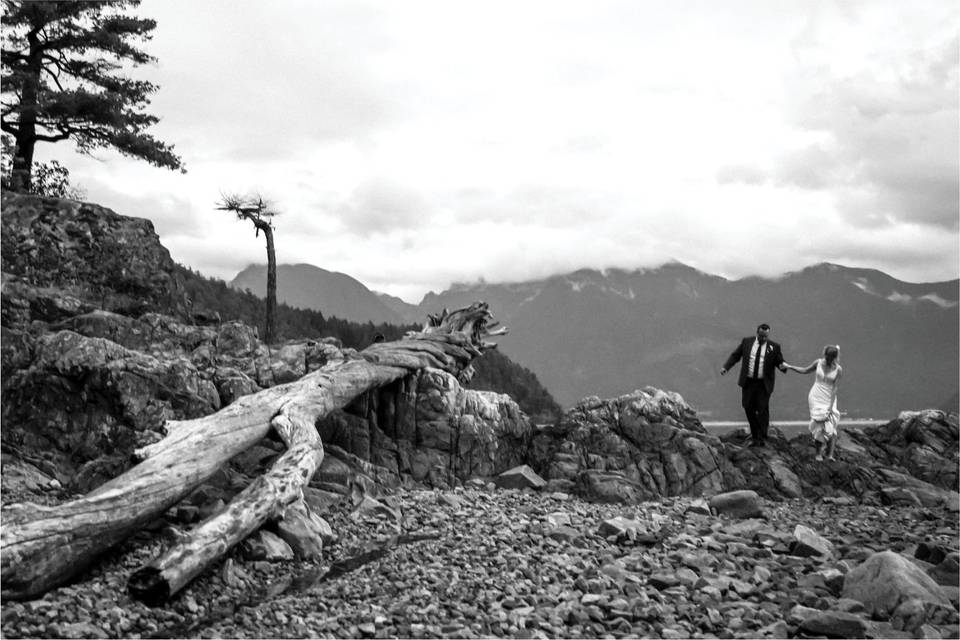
[823,345,839,364]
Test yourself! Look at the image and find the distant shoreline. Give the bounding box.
[703,419,887,438]
[703,420,888,428]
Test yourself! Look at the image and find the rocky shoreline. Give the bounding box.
[2,194,958,639]
[2,485,958,639]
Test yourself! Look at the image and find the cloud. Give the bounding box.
[447,185,613,228]
[781,32,958,229]
[338,178,432,234]
[716,164,769,186]
[145,1,404,165]
[79,177,204,238]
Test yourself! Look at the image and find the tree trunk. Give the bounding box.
[10,29,42,193]
[1,304,506,602]
[128,359,402,604]
[263,223,276,344]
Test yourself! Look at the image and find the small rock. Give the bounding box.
[60,622,109,639]
[880,486,923,507]
[786,604,821,626]
[721,518,768,537]
[946,492,960,513]
[757,620,789,638]
[685,498,711,516]
[350,495,401,521]
[708,490,763,518]
[239,529,294,561]
[791,524,834,557]
[648,574,681,590]
[494,465,547,490]
[546,525,580,542]
[439,493,464,509]
[275,502,327,559]
[597,516,645,538]
[799,610,869,638]
[183,595,199,614]
[928,552,960,587]
[822,495,857,506]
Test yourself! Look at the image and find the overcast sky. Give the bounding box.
[38,0,959,302]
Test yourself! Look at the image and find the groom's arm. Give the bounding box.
[721,341,744,374]
[773,345,786,371]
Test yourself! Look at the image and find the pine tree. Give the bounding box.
[1,0,183,192]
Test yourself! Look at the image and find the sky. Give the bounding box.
[36,0,960,303]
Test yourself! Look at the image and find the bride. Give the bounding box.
[784,345,842,461]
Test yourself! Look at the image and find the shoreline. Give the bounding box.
[703,420,888,428]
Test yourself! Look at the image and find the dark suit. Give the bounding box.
[723,337,785,443]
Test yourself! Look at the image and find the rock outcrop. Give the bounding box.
[2,193,957,534]
[1,193,190,319]
[316,368,532,488]
[1,291,532,499]
[523,386,958,509]
[527,388,744,502]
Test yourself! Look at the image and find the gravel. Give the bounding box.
[2,487,958,639]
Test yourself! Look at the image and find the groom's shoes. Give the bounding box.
[749,440,766,448]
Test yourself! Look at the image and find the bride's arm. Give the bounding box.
[783,359,818,374]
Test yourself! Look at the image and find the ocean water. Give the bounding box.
[702,420,887,440]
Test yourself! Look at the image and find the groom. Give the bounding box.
[720,323,787,447]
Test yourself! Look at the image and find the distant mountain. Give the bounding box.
[414,262,959,420]
[229,263,404,325]
[192,265,561,420]
[376,291,422,325]
[230,261,958,421]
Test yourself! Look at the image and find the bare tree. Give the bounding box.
[217,193,279,344]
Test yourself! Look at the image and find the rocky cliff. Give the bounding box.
[1,195,530,491]
[2,195,957,640]
[533,388,958,510]
[3,194,957,517]
[1,193,190,319]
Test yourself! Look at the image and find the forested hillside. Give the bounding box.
[177,266,562,421]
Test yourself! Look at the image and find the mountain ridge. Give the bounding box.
[229,263,405,325]
[229,260,957,420]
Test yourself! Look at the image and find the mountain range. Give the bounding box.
[230,261,959,420]
[230,264,406,325]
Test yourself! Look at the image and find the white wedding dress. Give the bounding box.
[808,359,840,442]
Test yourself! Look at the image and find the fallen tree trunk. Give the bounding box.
[1,303,505,602]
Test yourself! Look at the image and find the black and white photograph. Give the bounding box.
[1,0,958,637]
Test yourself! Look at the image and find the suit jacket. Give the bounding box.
[723,337,785,395]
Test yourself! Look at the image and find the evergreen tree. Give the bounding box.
[1,0,183,192]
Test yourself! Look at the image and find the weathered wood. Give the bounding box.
[128,391,334,604]
[1,302,505,602]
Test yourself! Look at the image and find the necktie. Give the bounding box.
[754,341,763,378]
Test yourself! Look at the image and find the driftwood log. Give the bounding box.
[1,302,507,603]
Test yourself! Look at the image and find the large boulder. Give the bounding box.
[317,368,533,488]
[1,330,221,492]
[846,411,958,491]
[842,551,952,627]
[528,387,744,503]
[1,193,190,319]
[716,409,960,503]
